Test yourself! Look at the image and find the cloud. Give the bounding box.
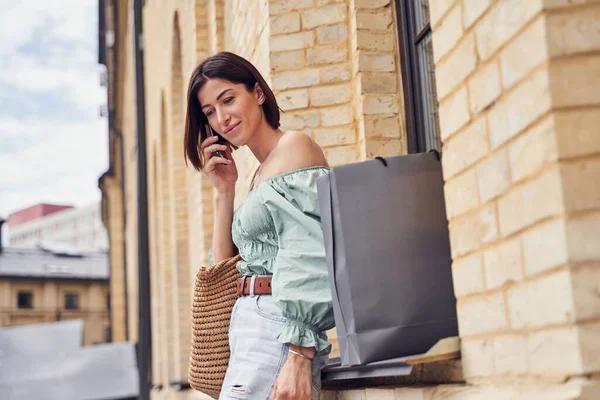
[0,0,108,220]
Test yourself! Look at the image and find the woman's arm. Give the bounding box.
[198,134,239,263]
[211,191,237,262]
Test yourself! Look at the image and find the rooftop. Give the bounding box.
[0,244,108,281]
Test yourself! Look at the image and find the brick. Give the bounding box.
[357,51,395,72]
[500,16,548,90]
[363,138,403,158]
[507,283,529,329]
[488,68,551,149]
[271,68,320,90]
[498,169,564,237]
[550,55,600,108]
[365,389,395,400]
[356,32,394,51]
[555,109,600,158]
[317,23,348,43]
[321,65,351,83]
[435,34,477,100]
[270,13,301,35]
[508,116,558,183]
[439,86,470,141]
[493,334,528,375]
[561,159,600,212]
[449,206,499,258]
[462,0,491,29]
[394,388,430,400]
[475,0,542,61]
[579,322,600,374]
[547,7,600,57]
[310,84,352,106]
[326,145,358,166]
[362,94,399,114]
[544,0,600,7]
[280,110,320,129]
[301,4,347,29]
[441,117,489,180]
[432,4,463,63]
[270,31,314,52]
[333,390,366,400]
[430,0,456,28]
[572,266,600,321]
[444,169,480,219]
[270,50,307,72]
[451,253,485,297]
[269,0,315,15]
[307,45,348,65]
[531,269,576,328]
[467,61,501,114]
[362,114,401,139]
[477,150,511,203]
[523,218,568,276]
[354,0,390,8]
[457,292,508,336]
[276,89,309,110]
[461,338,495,378]
[566,212,600,262]
[359,72,396,94]
[356,9,392,31]
[320,105,353,126]
[313,125,356,147]
[484,239,524,290]
[528,327,583,376]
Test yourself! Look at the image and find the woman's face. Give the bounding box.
[197,78,264,147]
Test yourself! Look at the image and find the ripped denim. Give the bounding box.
[219,295,328,400]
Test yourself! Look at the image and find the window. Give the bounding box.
[396,0,441,153]
[17,291,33,309]
[65,293,80,310]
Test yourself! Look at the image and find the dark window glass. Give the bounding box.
[65,293,80,310]
[396,0,442,153]
[17,292,33,309]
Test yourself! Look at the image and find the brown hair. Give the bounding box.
[183,51,280,170]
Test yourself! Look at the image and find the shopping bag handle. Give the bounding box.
[374,149,441,167]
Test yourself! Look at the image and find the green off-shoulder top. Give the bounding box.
[231,166,335,353]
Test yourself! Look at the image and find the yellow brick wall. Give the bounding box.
[431,0,600,387]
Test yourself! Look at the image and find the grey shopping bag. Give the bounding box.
[317,152,458,366]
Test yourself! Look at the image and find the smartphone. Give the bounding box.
[208,125,226,158]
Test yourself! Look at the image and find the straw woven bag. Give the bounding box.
[189,254,242,398]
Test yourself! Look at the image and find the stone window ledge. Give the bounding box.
[322,358,464,391]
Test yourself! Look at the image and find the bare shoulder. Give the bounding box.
[272,131,328,173]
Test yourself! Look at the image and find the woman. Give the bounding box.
[184,52,335,400]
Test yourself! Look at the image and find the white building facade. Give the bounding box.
[9,203,108,251]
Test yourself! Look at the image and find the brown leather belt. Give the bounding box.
[236,276,272,296]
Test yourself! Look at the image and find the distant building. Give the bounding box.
[7,202,108,251]
[7,203,73,227]
[0,220,110,345]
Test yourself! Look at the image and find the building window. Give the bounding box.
[17,291,33,309]
[396,0,441,153]
[65,293,80,310]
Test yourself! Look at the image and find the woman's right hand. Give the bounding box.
[199,130,238,194]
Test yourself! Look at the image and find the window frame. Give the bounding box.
[395,0,438,154]
[17,291,34,309]
[64,292,80,310]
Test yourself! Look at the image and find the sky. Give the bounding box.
[0,1,108,230]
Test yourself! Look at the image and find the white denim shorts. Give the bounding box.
[219,294,328,400]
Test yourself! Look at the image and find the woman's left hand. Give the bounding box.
[269,346,315,400]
